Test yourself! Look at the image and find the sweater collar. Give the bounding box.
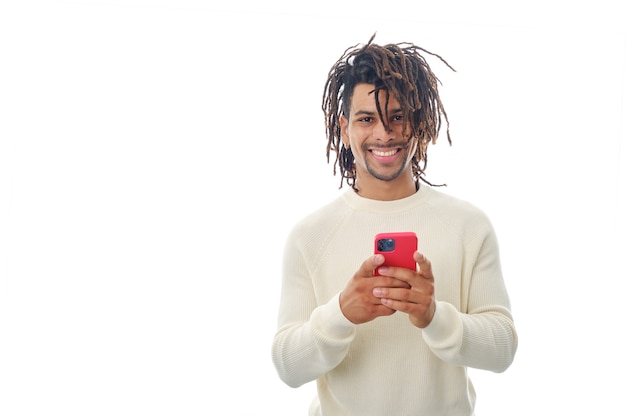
[341,184,432,213]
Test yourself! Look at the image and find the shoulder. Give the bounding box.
[286,192,353,245]
[423,186,486,215]
[421,185,495,237]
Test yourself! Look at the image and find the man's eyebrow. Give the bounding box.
[353,108,403,118]
[353,108,403,116]
[353,110,376,116]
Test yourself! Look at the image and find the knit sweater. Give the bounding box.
[272,185,517,416]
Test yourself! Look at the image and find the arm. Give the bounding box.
[272,293,356,388]
[271,233,356,388]
[424,227,517,372]
[373,227,518,372]
[272,235,410,387]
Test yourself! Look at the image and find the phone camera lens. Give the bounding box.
[377,238,395,252]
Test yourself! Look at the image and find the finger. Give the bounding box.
[373,276,411,289]
[375,265,415,286]
[374,286,431,303]
[415,252,433,280]
[373,287,412,302]
[361,254,385,277]
[381,297,434,327]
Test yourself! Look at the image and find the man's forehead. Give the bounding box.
[350,85,402,111]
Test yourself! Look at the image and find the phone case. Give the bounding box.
[373,232,418,276]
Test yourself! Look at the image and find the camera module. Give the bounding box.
[376,238,395,252]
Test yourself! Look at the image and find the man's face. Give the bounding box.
[340,83,418,188]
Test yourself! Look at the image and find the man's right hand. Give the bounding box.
[339,254,410,324]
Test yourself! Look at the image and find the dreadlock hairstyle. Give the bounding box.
[322,34,455,190]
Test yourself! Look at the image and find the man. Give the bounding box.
[271,35,518,415]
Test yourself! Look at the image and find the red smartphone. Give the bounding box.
[373,232,418,276]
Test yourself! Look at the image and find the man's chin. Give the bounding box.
[368,169,405,182]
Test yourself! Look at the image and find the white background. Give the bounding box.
[1,1,625,415]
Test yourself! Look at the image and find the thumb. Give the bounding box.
[371,254,385,276]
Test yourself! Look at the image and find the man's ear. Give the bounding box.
[340,115,350,149]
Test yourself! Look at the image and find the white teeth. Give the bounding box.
[372,149,397,157]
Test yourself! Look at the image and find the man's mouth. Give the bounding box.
[371,148,400,157]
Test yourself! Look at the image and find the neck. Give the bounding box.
[355,176,418,201]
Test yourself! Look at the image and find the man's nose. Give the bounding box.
[373,121,394,142]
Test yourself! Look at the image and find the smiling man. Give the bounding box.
[340,85,420,200]
[272,35,518,416]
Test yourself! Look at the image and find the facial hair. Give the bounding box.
[361,140,412,182]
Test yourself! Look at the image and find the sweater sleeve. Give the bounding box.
[271,228,356,388]
[421,219,518,373]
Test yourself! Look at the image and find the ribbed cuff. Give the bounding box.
[310,292,356,339]
[421,301,463,350]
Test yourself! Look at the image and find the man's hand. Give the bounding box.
[371,252,436,328]
[339,254,411,324]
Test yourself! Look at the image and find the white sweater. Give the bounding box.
[272,185,517,416]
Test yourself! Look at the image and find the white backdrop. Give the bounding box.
[1,1,625,415]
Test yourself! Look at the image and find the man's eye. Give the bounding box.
[392,115,403,122]
[359,117,373,123]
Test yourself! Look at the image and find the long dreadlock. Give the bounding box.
[322,34,455,190]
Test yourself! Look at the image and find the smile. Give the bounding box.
[371,148,400,157]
